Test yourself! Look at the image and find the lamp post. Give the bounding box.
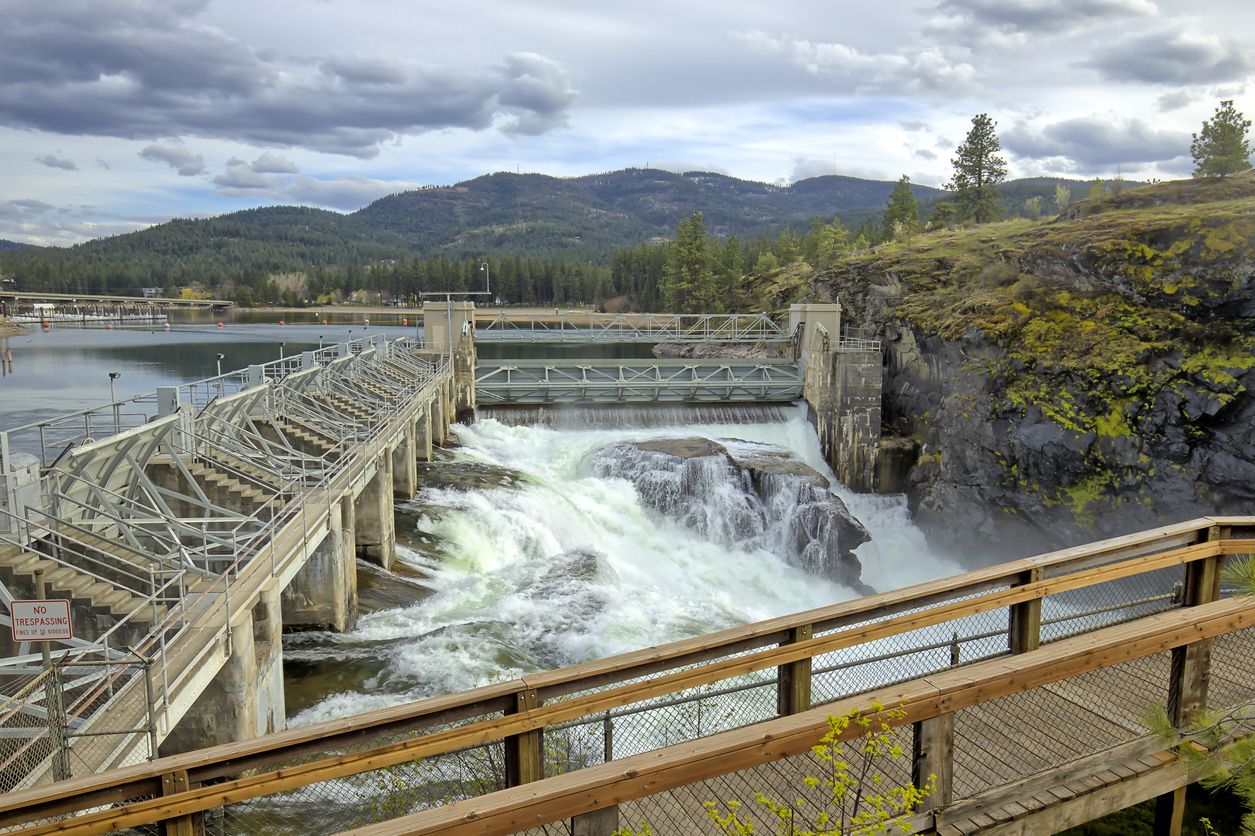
[318,334,323,350]
[279,342,286,360]
[108,372,121,434]
[216,353,224,377]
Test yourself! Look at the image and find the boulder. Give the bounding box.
[590,438,874,594]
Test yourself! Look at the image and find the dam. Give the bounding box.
[0,303,1250,836]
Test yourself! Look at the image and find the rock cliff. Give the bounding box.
[807,174,1255,561]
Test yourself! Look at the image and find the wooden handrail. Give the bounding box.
[344,597,1254,836]
[2,518,1252,832]
[14,595,1252,836]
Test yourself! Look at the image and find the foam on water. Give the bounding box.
[287,406,962,727]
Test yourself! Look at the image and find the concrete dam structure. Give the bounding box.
[4,302,1239,836]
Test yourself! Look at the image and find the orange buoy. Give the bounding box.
[364,319,370,326]
[217,322,224,327]
[105,324,112,330]
[43,322,51,328]
[164,323,170,330]
[279,320,285,326]
[403,318,407,325]
[322,319,327,325]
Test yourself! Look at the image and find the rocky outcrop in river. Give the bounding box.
[589,437,874,594]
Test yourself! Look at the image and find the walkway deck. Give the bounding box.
[0,519,1249,836]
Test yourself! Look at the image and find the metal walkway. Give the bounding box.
[0,336,455,789]
[475,358,805,404]
[475,312,794,344]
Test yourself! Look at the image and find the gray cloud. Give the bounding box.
[34,154,77,170]
[209,155,419,210]
[900,120,931,131]
[1157,90,1195,112]
[1003,116,1189,169]
[1086,29,1255,85]
[734,31,977,96]
[935,0,1156,36]
[96,158,111,169]
[11,198,56,211]
[248,152,299,174]
[0,0,577,158]
[139,144,206,176]
[213,158,281,191]
[913,148,939,161]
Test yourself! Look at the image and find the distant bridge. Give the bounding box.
[0,291,233,312]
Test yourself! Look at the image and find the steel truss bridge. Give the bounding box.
[475,312,794,344]
[475,312,805,404]
[476,359,804,404]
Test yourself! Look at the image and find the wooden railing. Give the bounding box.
[1,517,1252,836]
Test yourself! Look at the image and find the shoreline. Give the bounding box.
[0,320,29,338]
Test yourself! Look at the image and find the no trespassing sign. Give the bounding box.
[10,600,73,642]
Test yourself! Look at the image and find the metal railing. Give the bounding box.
[2,517,1247,836]
[476,312,792,343]
[1,336,456,791]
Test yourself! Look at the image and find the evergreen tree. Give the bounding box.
[811,217,850,269]
[883,175,922,239]
[661,213,715,312]
[1192,100,1253,179]
[948,114,1007,224]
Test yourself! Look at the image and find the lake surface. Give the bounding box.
[0,310,417,433]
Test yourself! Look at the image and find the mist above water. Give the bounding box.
[285,407,961,726]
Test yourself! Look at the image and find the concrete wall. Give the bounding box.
[794,303,885,493]
[282,498,358,633]
[160,586,285,757]
[354,452,395,571]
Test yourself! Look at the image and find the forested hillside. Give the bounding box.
[0,168,1085,307]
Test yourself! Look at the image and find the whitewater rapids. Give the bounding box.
[285,407,960,726]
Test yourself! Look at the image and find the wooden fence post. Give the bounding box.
[1008,566,1044,654]
[777,624,813,716]
[1155,524,1226,836]
[505,688,544,787]
[158,770,200,836]
[572,806,619,836]
[913,713,955,811]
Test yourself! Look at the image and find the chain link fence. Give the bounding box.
[0,653,156,801]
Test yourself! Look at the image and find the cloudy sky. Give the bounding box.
[2,0,1252,246]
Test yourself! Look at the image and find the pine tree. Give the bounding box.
[947,114,1007,224]
[661,213,715,313]
[1192,100,1253,179]
[883,175,921,239]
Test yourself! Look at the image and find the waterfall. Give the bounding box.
[285,406,960,727]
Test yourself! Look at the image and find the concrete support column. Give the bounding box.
[160,586,285,756]
[415,406,433,462]
[392,421,417,500]
[354,453,395,571]
[431,383,449,447]
[282,497,358,632]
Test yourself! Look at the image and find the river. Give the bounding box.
[0,313,959,727]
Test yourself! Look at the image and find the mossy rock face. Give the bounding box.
[800,174,1255,560]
